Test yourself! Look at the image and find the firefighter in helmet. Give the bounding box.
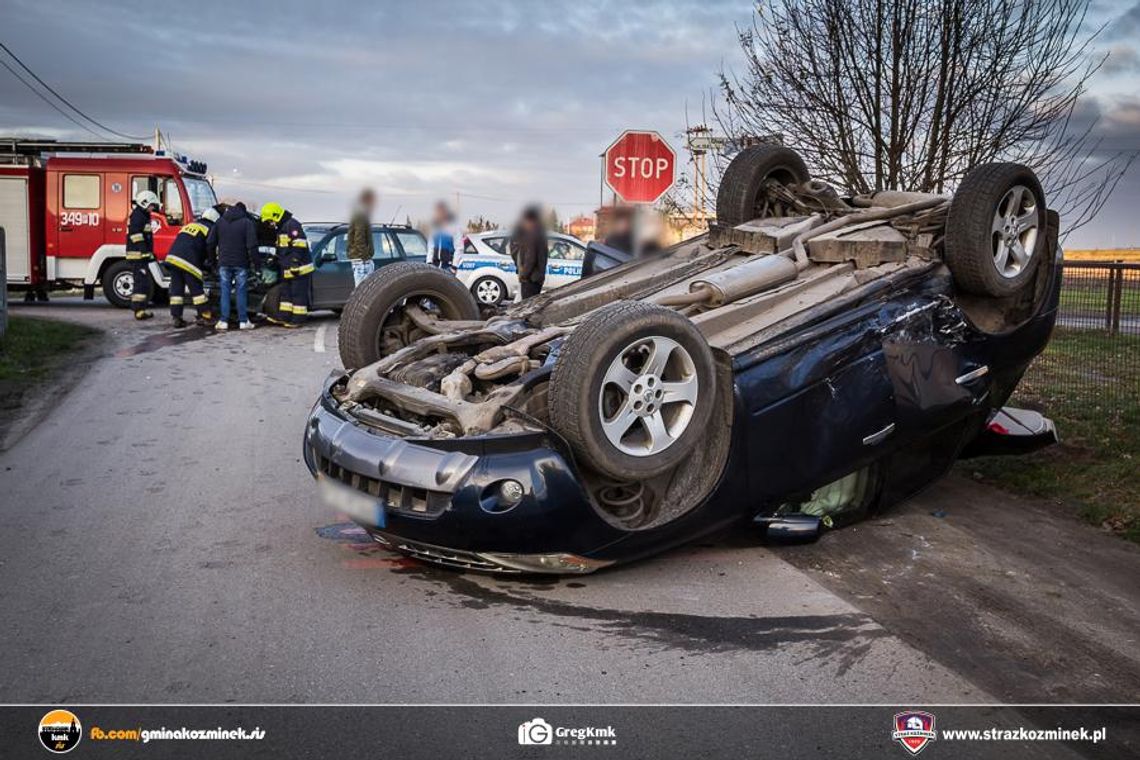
[126,190,161,319]
[165,205,220,328]
[260,202,310,327]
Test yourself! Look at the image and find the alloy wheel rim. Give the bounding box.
[598,335,698,457]
[991,184,1039,278]
[476,280,501,304]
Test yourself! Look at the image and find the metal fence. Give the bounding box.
[1015,260,1140,411]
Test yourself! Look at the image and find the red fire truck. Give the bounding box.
[1,139,217,307]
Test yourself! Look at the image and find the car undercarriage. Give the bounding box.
[308,145,1060,570]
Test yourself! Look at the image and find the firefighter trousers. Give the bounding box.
[281,271,311,324]
[168,268,210,319]
[128,256,153,310]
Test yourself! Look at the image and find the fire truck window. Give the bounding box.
[163,179,184,225]
[131,176,157,199]
[63,175,100,209]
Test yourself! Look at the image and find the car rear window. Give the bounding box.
[394,231,428,257]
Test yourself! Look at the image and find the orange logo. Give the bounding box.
[38,710,81,754]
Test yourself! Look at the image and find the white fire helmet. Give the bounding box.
[134,190,161,209]
[201,207,221,223]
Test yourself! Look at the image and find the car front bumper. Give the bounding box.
[303,375,624,573]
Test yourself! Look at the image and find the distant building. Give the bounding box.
[567,215,595,242]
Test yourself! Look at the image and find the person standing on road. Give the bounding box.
[261,202,311,328]
[207,200,257,330]
[429,200,456,272]
[126,190,161,320]
[515,205,548,300]
[166,206,219,328]
[347,188,376,287]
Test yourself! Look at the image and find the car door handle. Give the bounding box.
[955,365,990,385]
[863,422,895,446]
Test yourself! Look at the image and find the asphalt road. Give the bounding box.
[1,298,1137,713]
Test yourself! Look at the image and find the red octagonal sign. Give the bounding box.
[604,130,677,204]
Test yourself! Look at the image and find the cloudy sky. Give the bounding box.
[2,0,1139,247]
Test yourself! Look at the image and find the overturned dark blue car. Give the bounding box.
[304,146,1060,574]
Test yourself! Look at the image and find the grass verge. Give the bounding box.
[963,327,1140,543]
[0,315,100,391]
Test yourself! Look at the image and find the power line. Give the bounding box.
[0,40,147,141]
[0,57,105,139]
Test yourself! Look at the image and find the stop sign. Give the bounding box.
[604,130,676,204]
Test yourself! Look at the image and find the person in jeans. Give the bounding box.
[429,200,456,272]
[347,188,376,287]
[206,201,257,330]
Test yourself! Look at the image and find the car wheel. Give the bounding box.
[261,283,285,322]
[337,262,480,369]
[549,301,718,481]
[944,162,1047,298]
[471,276,506,306]
[102,260,147,309]
[716,144,811,226]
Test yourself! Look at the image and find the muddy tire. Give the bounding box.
[261,283,285,323]
[102,260,146,309]
[549,301,718,481]
[716,144,811,226]
[337,262,480,369]
[945,163,1046,298]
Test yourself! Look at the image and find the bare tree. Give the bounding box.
[712,0,1134,234]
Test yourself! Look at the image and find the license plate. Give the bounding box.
[318,475,386,528]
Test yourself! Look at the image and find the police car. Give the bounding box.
[455,230,587,306]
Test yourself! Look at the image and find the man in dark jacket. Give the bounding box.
[206,201,258,330]
[515,205,548,299]
[126,190,160,320]
[166,206,219,328]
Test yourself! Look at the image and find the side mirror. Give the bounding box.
[321,250,338,262]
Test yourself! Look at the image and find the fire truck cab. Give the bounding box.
[1,139,217,307]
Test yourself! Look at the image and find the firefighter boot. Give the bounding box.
[134,310,154,320]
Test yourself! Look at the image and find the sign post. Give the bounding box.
[603,130,677,256]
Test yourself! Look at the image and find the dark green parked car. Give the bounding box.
[258,223,430,320]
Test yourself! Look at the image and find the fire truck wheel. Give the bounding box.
[102,260,150,309]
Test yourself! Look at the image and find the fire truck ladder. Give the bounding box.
[0,138,152,165]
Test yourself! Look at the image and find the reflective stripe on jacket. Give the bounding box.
[125,205,153,257]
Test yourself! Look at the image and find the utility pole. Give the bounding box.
[684,125,725,221]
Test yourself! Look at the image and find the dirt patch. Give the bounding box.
[782,475,1140,703]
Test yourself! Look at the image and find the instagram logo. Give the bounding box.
[518,718,553,745]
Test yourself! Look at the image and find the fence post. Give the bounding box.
[1104,264,1115,331]
[0,227,7,341]
[1110,260,1124,335]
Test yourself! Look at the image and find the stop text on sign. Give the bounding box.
[611,156,672,180]
[604,130,677,204]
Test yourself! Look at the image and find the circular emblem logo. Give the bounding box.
[38,709,82,754]
[110,182,123,193]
